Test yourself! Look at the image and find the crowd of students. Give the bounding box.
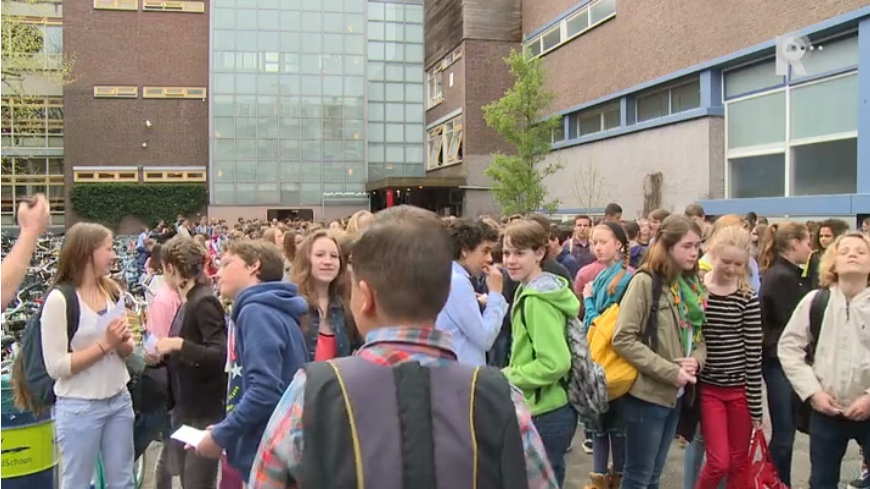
[7,200,870,489]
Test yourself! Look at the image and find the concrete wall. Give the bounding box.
[543,117,723,218]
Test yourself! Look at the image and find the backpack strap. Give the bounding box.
[54,284,81,352]
[806,288,830,363]
[394,362,437,489]
[623,270,663,351]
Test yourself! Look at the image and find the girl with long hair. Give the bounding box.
[154,237,227,489]
[695,225,762,488]
[581,222,633,489]
[805,218,850,288]
[292,230,359,360]
[282,231,300,281]
[757,221,813,487]
[612,215,707,489]
[502,219,578,487]
[32,222,135,489]
[779,232,870,487]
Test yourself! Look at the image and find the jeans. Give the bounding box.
[763,359,796,487]
[592,397,626,474]
[532,404,578,488]
[621,395,681,489]
[809,412,870,489]
[55,389,136,489]
[697,385,752,489]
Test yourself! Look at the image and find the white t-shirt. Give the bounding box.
[40,289,130,400]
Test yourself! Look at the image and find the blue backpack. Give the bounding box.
[12,285,80,415]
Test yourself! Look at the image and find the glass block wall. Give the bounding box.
[209,0,424,207]
[366,1,425,181]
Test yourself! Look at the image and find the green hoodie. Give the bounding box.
[504,272,580,416]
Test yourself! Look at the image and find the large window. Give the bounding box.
[0,157,65,225]
[1,97,63,148]
[524,0,616,58]
[426,116,462,170]
[426,68,442,108]
[724,37,858,199]
[4,17,63,70]
[635,78,700,122]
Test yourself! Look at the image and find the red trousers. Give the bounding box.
[697,384,752,489]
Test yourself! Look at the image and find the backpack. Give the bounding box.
[302,358,529,489]
[516,295,609,425]
[12,285,80,415]
[587,270,663,400]
[794,287,830,435]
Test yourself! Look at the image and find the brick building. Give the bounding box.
[525,0,870,220]
[417,0,522,216]
[62,0,210,222]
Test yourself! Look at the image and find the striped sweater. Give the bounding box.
[699,290,764,420]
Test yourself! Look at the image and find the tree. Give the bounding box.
[483,49,563,215]
[569,163,609,215]
[1,0,72,96]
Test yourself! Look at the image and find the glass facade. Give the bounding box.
[209,0,424,207]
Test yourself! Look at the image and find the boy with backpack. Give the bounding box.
[249,206,559,489]
[191,240,310,484]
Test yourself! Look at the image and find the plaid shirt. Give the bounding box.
[249,326,558,489]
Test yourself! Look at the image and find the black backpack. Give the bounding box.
[12,285,80,415]
[794,288,830,435]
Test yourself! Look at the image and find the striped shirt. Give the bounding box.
[699,291,764,420]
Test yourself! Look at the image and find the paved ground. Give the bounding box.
[141,430,862,489]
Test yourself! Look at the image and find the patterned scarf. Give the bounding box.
[671,274,706,355]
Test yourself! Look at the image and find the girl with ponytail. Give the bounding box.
[154,236,228,488]
[757,221,813,487]
[580,221,634,489]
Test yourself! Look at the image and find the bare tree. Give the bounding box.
[569,163,610,215]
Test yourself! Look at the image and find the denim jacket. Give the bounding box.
[303,300,356,359]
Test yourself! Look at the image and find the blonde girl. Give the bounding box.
[696,225,762,489]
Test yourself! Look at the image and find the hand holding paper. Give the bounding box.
[171,425,207,448]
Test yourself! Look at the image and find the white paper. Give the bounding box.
[143,333,158,354]
[171,425,207,447]
[95,297,126,333]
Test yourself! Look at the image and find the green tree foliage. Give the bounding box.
[1,0,73,96]
[71,183,207,229]
[483,49,563,215]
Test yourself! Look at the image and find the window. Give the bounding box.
[94,0,138,10]
[552,126,565,144]
[142,0,204,12]
[575,103,619,137]
[1,158,66,225]
[93,86,138,98]
[1,97,63,148]
[426,68,442,108]
[724,59,783,99]
[728,153,785,199]
[725,66,858,198]
[6,17,64,69]
[427,116,462,170]
[524,0,616,58]
[635,78,700,122]
[142,87,207,99]
[74,169,139,182]
[141,167,207,182]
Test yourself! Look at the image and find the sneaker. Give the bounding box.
[849,467,870,489]
[582,438,594,454]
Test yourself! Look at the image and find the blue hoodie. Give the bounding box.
[210,282,309,480]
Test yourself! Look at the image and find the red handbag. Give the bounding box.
[749,429,789,489]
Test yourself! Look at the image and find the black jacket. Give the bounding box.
[759,257,811,362]
[167,283,228,421]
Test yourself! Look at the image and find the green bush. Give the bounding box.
[70,183,207,228]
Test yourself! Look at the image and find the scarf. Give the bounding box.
[583,262,632,331]
[673,274,706,355]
